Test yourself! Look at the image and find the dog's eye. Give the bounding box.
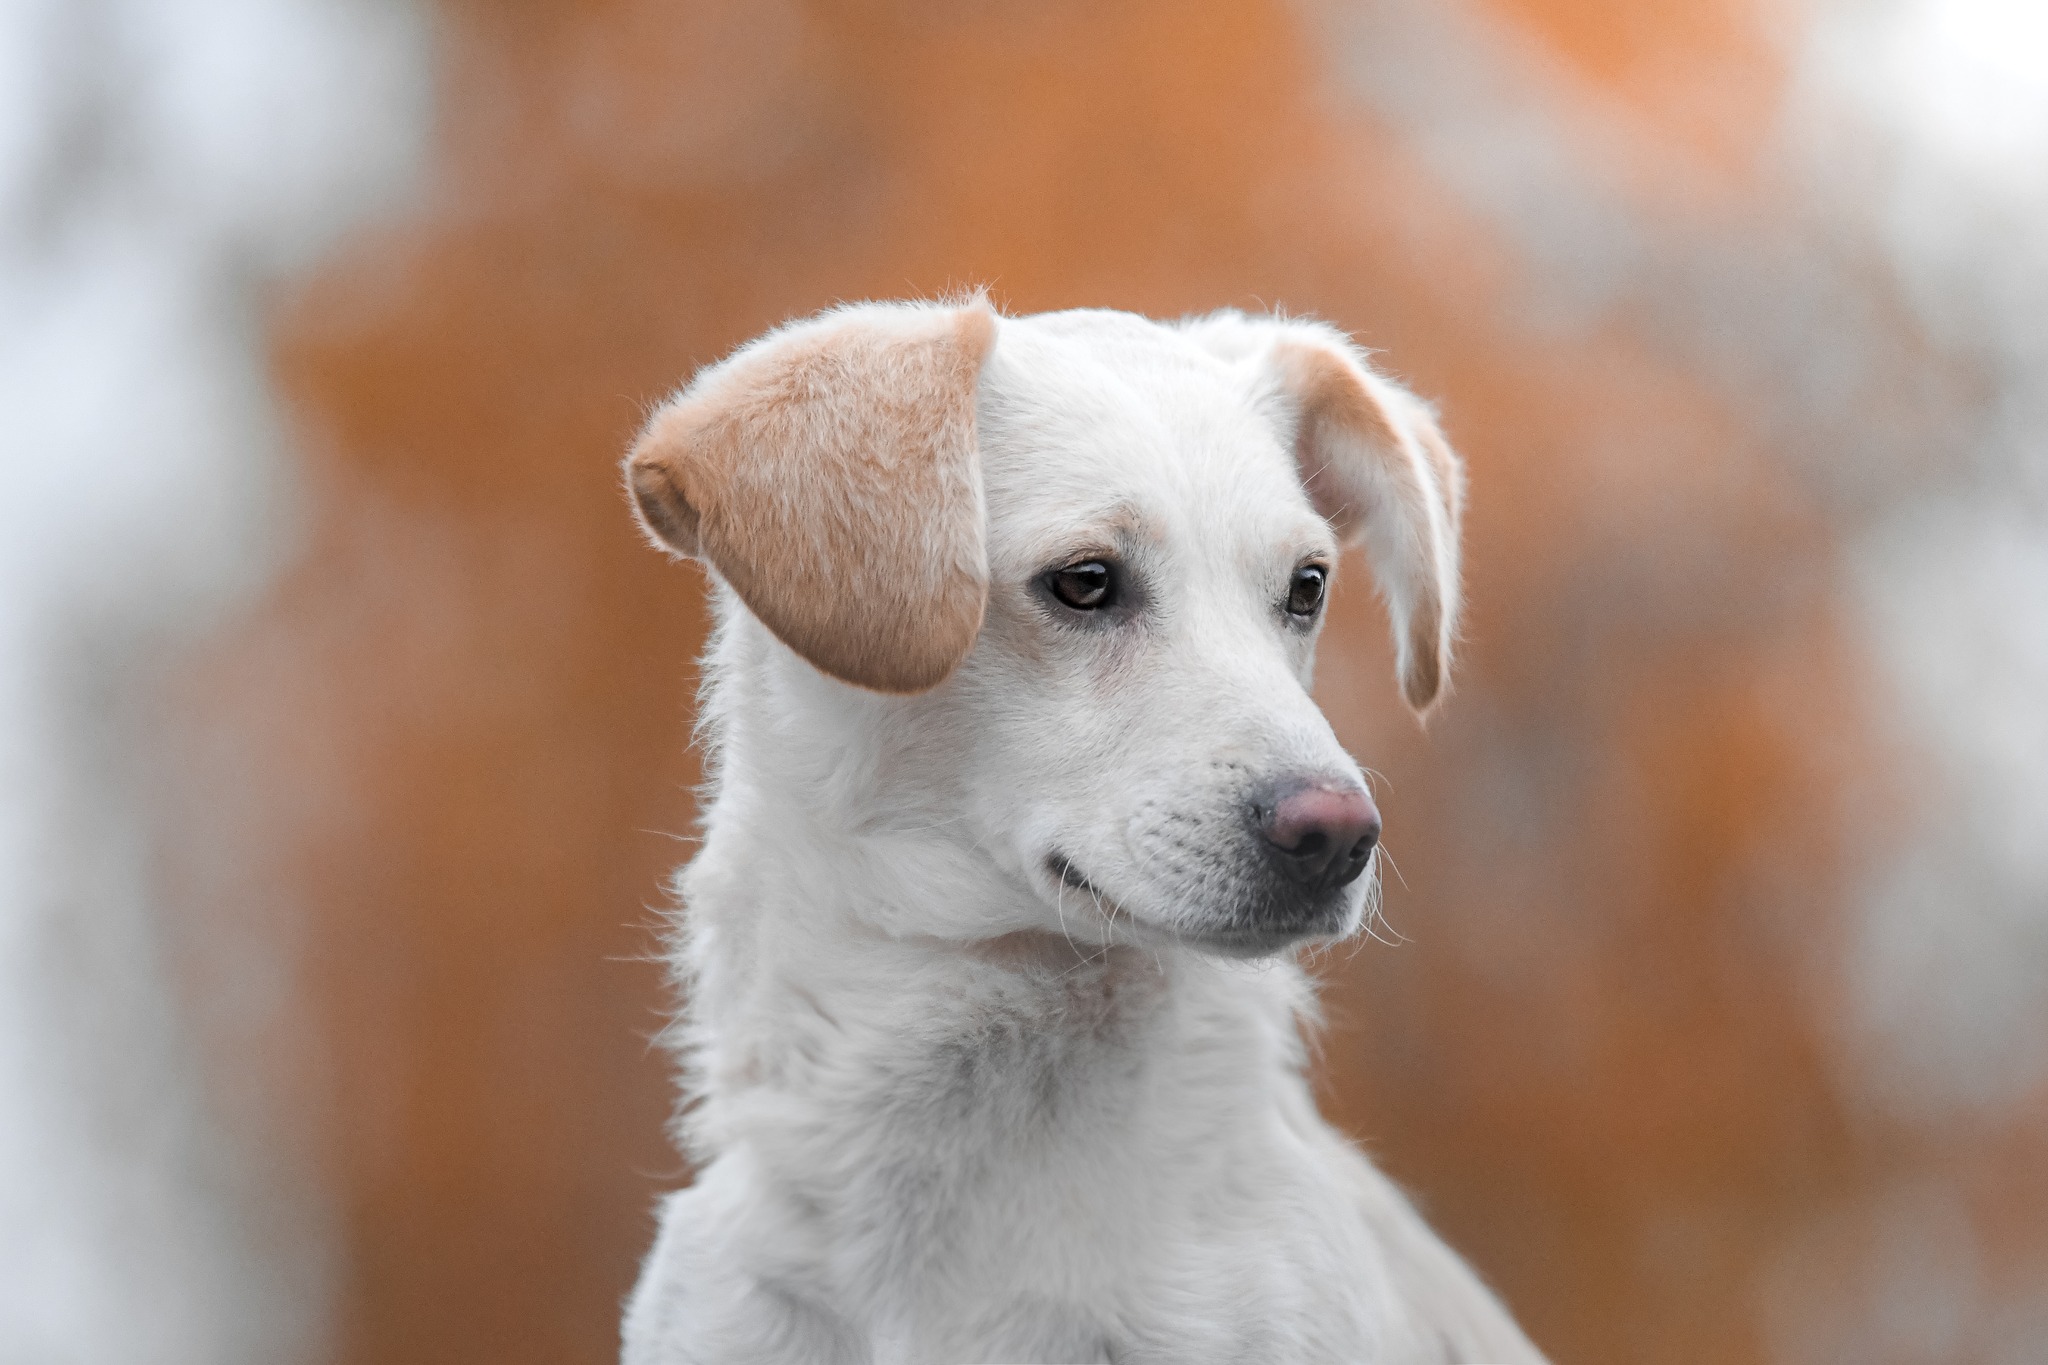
[1050,560,1115,611]
[1286,564,1328,618]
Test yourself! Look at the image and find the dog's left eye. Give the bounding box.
[1286,565,1328,618]
[1050,560,1115,610]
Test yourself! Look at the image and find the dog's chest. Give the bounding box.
[676,946,1406,1361]
[783,951,1185,1297]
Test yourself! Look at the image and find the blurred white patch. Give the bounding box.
[1827,0,2048,192]
[0,1,428,1361]
[1849,501,2048,1117]
[1798,0,2048,1123]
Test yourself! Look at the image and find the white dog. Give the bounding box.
[619,298,1545,1364]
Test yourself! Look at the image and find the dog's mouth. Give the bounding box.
[1047,852,1113,905]
[1045,852,1354,958]
[1046,852,1156,933]
[1042,851,1144,946]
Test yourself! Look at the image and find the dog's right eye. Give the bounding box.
[1049,560,1115,610]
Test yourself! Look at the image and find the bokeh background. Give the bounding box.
[5,1,2047,1362]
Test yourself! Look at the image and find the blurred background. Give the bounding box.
[3,0,2046,1361]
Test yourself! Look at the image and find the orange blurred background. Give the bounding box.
[7,2,2047,1363]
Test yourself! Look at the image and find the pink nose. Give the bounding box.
[1256,783,1381,891]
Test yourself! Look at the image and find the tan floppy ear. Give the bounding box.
[1275,335,1462,712]
[625,299,998,694]
[1185,312,1462,713]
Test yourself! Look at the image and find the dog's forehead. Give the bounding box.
[978,311,1313,555]
[988,309,1251,428]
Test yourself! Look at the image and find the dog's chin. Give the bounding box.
[1175,922,1349,959]
[1044,853,1359,959]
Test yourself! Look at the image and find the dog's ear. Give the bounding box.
[1272,337,1464,713]
[1185,313,1463,713]
[627,299,998,694]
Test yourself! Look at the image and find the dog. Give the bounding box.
[618,298,1546,1364]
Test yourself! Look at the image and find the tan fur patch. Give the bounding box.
[627,301,999,693]
[1279,342,1408,541]
[1401,598,1444,711]
[1273,339,1462,714]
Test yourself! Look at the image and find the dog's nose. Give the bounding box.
[1254,782,1381,892]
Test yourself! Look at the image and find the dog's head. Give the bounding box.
[627,299,1461,956]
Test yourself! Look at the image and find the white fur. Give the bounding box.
[622,308,1545,1364]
